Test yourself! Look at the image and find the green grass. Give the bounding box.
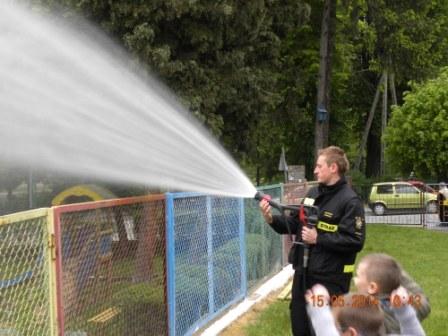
[242,225,448,336]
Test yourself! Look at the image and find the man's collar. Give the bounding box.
[318,176,346,193]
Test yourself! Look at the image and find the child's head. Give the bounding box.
[353,253,401,296]
[333,293,385,336]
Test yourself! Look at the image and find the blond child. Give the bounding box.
[353,254,430,333]
[305,284,425,336]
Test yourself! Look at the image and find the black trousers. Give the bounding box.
[290,271,350,336]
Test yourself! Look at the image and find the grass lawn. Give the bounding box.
[239,224,447,336]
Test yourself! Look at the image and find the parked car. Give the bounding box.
[369,182,438,216]
[407,180,437,194]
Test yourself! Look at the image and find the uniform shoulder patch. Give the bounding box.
[355,216,364,230]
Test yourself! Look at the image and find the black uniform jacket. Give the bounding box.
[270,176,365,284]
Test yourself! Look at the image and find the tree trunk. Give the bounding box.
[354,73,385,171]
[389,72,397,106]
[366,131,382,177]
[314,0,336,155]
[380,70,388,176]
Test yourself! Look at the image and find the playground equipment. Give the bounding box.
[51,184,116,206]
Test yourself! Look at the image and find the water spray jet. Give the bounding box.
[0,3,257,199]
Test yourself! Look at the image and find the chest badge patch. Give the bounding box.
[303,198,315,206]
[323,211,333,218]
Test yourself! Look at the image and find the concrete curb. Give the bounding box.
[200,265,294,336]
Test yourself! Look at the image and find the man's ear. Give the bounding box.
[367,281,379,295]
[330,162,338,174]
[344,326,358,336]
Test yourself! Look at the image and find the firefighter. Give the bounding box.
[259,146,365,336]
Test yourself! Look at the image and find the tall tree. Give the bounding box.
[340,0,448,175]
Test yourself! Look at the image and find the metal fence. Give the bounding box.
[3,180,446,336]
[0,208,56,336]
[0,185,286,336]
[165,185,284,336]
[166,193,245,336]
[245,184,284,291]
[54,195,167,336]
[282,181,315,265]
[352,182,448,230]
[280,180,448,230]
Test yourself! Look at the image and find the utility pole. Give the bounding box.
[354,74,385,171]
[314,0,336,155]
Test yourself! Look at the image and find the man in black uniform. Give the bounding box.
[259,146,365,336]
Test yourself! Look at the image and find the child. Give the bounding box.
[305,284,425,336]
[353,254,430,333]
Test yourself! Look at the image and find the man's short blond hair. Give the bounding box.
[317,146,350,175]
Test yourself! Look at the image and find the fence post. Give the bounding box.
[46,209,58,336]
[165,193,176,336]
[420,192,425,228]
[206,196,215,314]
[239,198,247,296]
[280,183,287,265]
[53,208,65,336]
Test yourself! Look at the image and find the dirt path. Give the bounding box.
[218,287,289,336]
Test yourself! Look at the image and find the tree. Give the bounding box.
[342,1,448,176]
[31,0,311,182]
[384,68,448,181]
[0,164,26,200]
[27,0,448,183]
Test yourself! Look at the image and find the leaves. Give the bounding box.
[384,67,448,180]
[22,0,448,182]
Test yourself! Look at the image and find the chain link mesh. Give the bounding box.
[1,187,289,336]
[56,198,167,336]
[282,182,313,264]
[245,185,283,291]
[171,194,244,336]
[0,211,52,336]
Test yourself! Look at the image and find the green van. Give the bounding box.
[368,182,438,216]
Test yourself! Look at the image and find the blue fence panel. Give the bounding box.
[166,193,176,336]
[166,193,245,336]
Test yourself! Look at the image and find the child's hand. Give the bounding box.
[390,286,409,308]
[305,284,330,307]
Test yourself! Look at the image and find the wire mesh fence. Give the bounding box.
[281,182,315,266]
[0,186,290,336]
[244,185,284,291]
[352,182,448,230]
[54,196,167,336]
[166,193,245,336]
[0,209,54,336]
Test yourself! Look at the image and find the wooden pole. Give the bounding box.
[354,73,385,171]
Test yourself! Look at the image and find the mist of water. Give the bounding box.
[0,4,257,198]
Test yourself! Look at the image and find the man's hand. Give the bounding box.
[259,199,273,224]
[302,226,317,244]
